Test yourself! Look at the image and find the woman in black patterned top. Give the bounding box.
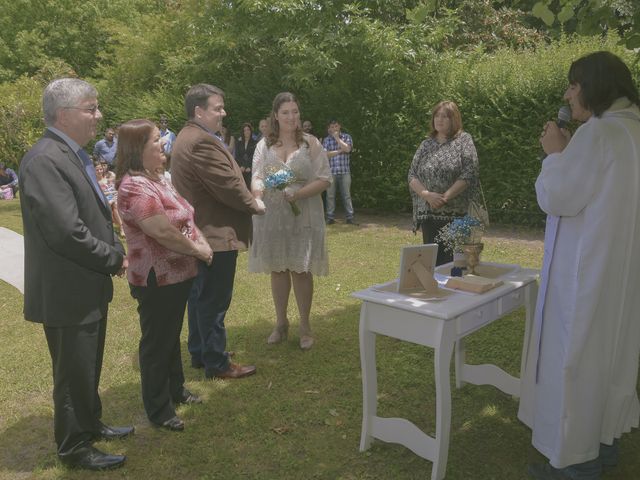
[408,100,479,265]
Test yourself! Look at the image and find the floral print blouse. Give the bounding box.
[408,131,479,229]
[117,174,199,287]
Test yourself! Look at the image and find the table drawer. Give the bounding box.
[456,301,498,336]
[499,287,525,315]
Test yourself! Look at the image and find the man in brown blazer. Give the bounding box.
[171,83,265,380]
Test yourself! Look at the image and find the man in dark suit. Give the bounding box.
[19,78,133,471]
[171,84,265,380]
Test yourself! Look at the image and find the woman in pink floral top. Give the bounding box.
[116,119,212,432]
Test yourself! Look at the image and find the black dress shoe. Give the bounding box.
[154,416,185,432]
[173,388,202,405]
[59,445,126,471]
[97,423,135,441]
[191,357,204,369]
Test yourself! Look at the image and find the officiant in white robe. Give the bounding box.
[518,51,640,480]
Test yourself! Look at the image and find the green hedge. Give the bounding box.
[345,36,638,226]
[1,35,637,226]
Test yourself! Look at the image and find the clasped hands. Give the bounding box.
[195,237,214,266]
[116,257,128,277]
[421,190,449,210]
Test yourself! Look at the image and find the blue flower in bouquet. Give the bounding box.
[264,168,294,190]
[435,214,484,253]
[264,167,301,216]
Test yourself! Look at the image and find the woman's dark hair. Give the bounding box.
[266,92,307,148]
[241,122,253,139]
[568,51,640,117]
[429,100,463,139]
[115,119,157,187]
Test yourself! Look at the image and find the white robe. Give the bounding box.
[518,98,640,468]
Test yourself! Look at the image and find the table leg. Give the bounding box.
[432,323,456,480]
[454,338,466,389]
[359,303,377,451]
[520,282,538,381]
[517,282,539,420]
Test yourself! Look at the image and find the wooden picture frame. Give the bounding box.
[397,244,439,294]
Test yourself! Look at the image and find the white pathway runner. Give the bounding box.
[0,227,24,293]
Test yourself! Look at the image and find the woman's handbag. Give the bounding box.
[468,182,489,227]
[1,187,14,200]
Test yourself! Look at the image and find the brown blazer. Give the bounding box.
[171,121,262,252]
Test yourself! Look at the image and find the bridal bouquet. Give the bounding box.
[264,166,301,216]
[435,215,484,253]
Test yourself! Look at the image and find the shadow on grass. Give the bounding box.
[1,296,638,479]
[0,414,54,473]
[0,380,143,476]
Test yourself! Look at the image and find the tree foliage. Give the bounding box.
[524,0,640,50]
[1,0,639,226]
[0,0,166,82]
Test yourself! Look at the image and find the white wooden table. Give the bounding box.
[352,263,538,480]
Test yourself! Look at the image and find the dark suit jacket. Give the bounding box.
[234,136,257,170]
[171,121,262,252]
[19,130,125,327]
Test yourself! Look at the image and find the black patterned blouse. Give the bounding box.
[408,131,479,230]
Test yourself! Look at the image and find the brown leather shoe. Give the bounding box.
[191,351,235,369]
[207,363,256,379]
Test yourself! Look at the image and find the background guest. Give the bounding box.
[116,119,213,432]
[93,127,118,170]
[94,158,123,236]
[302,120,317,139]
[234,122,257,189]
[0,162,19,198]
[408,100,479,266]
[520,51,640,480]
[219,125,235,156]
[158,114,176,159]
[249,92,331,350]
[254,117,269,141]
[322,119,355,225]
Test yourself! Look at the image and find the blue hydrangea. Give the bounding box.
[435,214,484,253]
[264,169,294,190]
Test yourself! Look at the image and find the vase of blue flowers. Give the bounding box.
[436,215,484,253]
[436,215,485,274]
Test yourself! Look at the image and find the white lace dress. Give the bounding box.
[249,136,331,275]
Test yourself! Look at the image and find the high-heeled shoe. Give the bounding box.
[299,334,314,350]
[267,324,288,344]
[300,325,315,350]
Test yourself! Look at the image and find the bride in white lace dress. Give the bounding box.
[249,92,331,350]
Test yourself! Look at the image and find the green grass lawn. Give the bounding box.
[0,198,638,480]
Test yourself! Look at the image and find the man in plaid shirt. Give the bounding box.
[322,119,355,224]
